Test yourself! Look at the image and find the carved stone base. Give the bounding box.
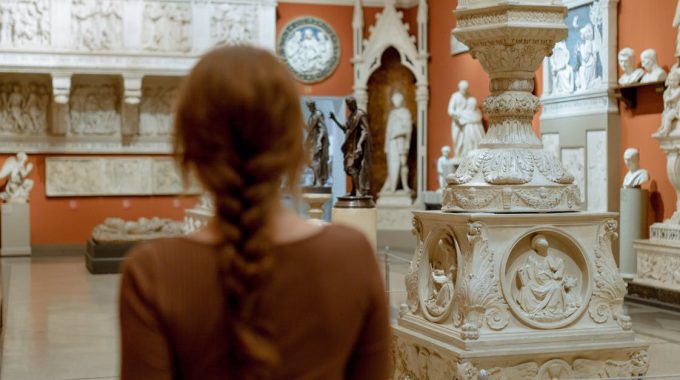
[393,325,648,380]
[650,222,680,241]
[397,211,647,378]
[633,239,680,292]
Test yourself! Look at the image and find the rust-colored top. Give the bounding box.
[119,225,390,380]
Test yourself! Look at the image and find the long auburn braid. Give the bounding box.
[173,46,305,379]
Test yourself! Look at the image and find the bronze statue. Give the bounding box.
[330,96,372,197]
[305,100,330,187]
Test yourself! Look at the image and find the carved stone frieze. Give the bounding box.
[45,157,200,197]
[0,81,50,135]
[139,85,176,137]
[634,239,680,292]
[442,183,580,212]
[69,84,120,136]
[0,1,50,47]
[211,3,259,46]
[72,0,123,51]
[392,335,457,380]
[405,216,424,314]
[142,2,192,52]
[588,219,631,330]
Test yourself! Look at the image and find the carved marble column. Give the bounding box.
[393,1,647,378]
[50,74,71,136]
[122,75,142,137]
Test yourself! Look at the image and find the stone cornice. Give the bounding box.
[278,0,419,8]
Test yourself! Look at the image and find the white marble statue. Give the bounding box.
[92,216,185,243]
[654,64,680,137]
[437,146,455,191]
[449,81,485,159]
[618,48,644,85]
[550,41,574,95]
[575,23,602,92]
[622,148,650,188]
[0,152,33,203]
[514,234,581,323]
[640,49,668,83]
[381,91,412,193]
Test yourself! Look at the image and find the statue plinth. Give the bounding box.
[0,203,31,256]
[332,195,376,250]
[301,186,332,223]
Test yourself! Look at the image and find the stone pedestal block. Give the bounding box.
[394,211,648,379]
[377,191,419,231]
[1,203,31,256]
[619,188,648,279]
[633,239,680,292]
[332,196,377,251]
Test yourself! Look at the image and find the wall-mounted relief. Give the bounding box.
[278,17,340,84]
[502,230,592,329]
[72,0,123,51]
[69,83,120,136]
[211,3,259,46]
[45,157,200,197]
[0,1,50,47]
[418,227,458,323]
[0,79,50,135]
[142,2,192,52]
[139,82,177,137]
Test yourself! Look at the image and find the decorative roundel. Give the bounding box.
[278,17,340,84]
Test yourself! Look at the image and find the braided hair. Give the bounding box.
[173,46,306,378]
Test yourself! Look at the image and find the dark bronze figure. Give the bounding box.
[305,100,330,187]
[329,96,372,197]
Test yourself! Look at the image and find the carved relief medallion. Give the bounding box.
[278,17,340,83]
[502,230,592,329]
[417,227,458,323]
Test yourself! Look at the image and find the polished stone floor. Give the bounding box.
[1,254,680,379]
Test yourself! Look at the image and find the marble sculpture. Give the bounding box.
[381,91,412,194]
[436,145,454,191]
[575,22,602,92]
[305,100,330,187]
[654,63,680,137]
[618,48,644,85]
[448,80,484,159]
[640,49,668,83]
[622,148,649,188]
[0,152,33,203]
[329,96,372,197]
[92,217,184,243]
[550,41,575,95]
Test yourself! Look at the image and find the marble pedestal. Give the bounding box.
[620,188,648,280]
[332,196,377,251]
[302,192,332,224]
[633,239,680,292]
[377,191,417,231]
[1,203,31,256]
[394,211,648,379]
[183,206,212,234]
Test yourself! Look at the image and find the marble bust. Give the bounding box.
[640,49,668,83]
[437,146,455,190]
[618,48,644,85]
[515,234,581,323]
[622,148,649,188]
[381,91,412,194]
[0,152,34,203]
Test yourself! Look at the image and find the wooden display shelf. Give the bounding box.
[614,80,665,109]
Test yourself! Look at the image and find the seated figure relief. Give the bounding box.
[423,236,456,318]
[514,234,581,323]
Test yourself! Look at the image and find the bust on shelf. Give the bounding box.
[618,48,644,85]
[622,148,649,189]
[640,48,668,83]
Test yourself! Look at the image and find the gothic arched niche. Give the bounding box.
[366,47,417,199]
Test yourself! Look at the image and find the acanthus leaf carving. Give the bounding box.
[532,150,575,184]
[452,221,509,339]
[588,219,632,330]
[481,149,534,185]
[404,215,424,314]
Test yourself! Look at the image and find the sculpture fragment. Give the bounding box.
[0,152,33,203]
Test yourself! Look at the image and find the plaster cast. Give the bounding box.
[448,81,484,159]
[0,152,33,203]
[640,49,668,83]
[92,217,184,243]
[381,91,412,194]
[622,148,649,189]
[550,41,575,95]
[436,146,455,191]
[618,48,644,85]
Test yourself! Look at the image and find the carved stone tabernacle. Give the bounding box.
[394,1,647,378]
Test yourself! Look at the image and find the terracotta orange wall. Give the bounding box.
[618,0,677,221]
[6,154,197,245]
